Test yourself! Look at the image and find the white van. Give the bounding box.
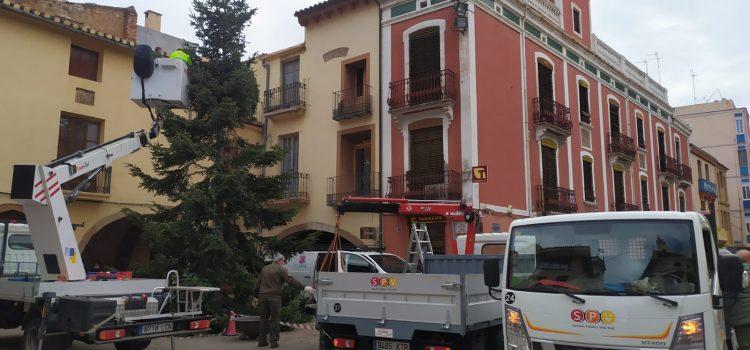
[456,232,509,255]
[287,251,410,287]
[1,223,38,276]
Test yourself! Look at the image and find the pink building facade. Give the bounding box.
[380,0,693,255]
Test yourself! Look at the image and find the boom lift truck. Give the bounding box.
[0,45,218,350]
[315,197,505,350]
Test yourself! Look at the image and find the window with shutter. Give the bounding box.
[581,127,592,149]
[638,153,647,171]
[613,167,625,207]
[541,143,557,189]
[640,179,649,210]
[636,117,646,148]
[661,185,670,211]
[409,126,444,176]
[582,157,595,202]
[409,27,440,77]
[609,102,620,134]
[69,45,99,81]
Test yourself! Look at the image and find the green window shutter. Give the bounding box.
[479,0,493,8]
[600,72,612,84]
[525,22,541,39]
[431,0,448,3]
[392,0,416,17]
[614,80,625,92]
[566,50,580,64]
[547,37,563,53]
[584,61,598,75]
[502,7,520,24]
[627,89,637,99]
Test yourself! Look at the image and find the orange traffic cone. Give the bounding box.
[222,310,239,336]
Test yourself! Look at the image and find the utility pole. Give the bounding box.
[648,52,662,84]
[690,70,698,104]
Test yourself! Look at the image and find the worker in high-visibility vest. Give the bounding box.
[169,49,191,65]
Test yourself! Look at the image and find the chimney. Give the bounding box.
[144,10,162,32]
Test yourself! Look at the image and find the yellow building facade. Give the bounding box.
[690,144,732,245]
[254,0,382,248]
[0,1,266,270]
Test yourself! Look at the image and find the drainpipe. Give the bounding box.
[375,0,384,251]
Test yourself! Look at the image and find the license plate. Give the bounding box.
[139,322,173,335]
[374,340,409,350]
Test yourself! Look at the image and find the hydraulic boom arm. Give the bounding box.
[10,121,161,281]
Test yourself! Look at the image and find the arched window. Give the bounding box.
[537,57,554,107]
[578,79,590,124]
[541,138,559,191]
[612,164,625,210]
[640,176,649,211]
[678,191,687,212]
[582,155,595,202]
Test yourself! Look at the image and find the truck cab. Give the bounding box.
[288,251,410,287]
[484,211,745,350]
[0,222,37,276]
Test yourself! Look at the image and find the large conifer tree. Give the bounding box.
[127,0,299,313]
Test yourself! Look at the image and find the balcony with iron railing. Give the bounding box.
[387,170,462,201]
[388,69,457,111]
[62,167,112,201]
[333,84,372,121]
[678,164,693,188]
[271,172,310,205]
[263,82,306,117]
[612,202,640,212]
[533,97,573,136]
[327,173,380,206]
[658,154,681,179]
[536,185,577,215]
[608,132,636,162]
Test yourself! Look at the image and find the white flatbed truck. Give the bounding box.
[0,45,219,350]
[482,211,747,350]
[316,254,504,350]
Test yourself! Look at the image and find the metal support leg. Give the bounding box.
[171,335,176,350]
[37,292,55,350]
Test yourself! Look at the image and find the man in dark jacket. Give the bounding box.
[257,254,303,348]
[728,250,750,349]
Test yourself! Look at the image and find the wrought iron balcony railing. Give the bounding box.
[263,82,306,114]
[659,154,681,178]
[327,173,380,206]
[608,132,636,160]
[281,172,310,201]
[388,69,457,110]
[333,84,372,121]
[62,167,112,194]
[533,97,573,134]
[387,170,462,201]
[537,185,577,215]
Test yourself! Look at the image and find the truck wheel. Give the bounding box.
[22,318,73,350]
[114,340,152,350]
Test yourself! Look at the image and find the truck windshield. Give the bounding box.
[507,220,699,296]
[369,254,408,273]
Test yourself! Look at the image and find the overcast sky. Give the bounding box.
[74,0,749,109]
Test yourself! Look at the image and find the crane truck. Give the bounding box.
[0,45,218,350]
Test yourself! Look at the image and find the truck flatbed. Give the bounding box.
[0,278,166,303]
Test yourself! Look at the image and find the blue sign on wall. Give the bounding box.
[699,178,717,198]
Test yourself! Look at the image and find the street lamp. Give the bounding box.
[453,0,468,32]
